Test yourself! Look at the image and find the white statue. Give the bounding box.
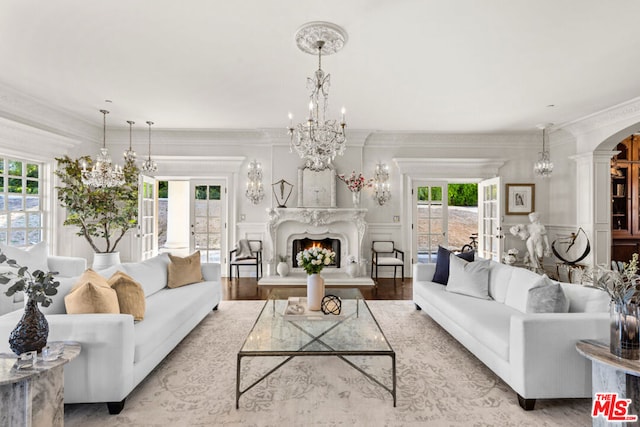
[510,212,551,272]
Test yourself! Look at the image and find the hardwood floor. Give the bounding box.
[221,277,413,301]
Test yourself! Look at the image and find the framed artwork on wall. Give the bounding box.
[506,183,535,215]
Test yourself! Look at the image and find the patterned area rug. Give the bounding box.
[65,300,591,426]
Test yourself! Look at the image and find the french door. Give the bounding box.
[477,177,503,261]
[412,181,448,263]
[190,181,226,264]
[138,175,158,261]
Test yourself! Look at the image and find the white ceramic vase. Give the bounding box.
[276,262,289,277]
[346,262,359,278]
[307,273,325,311]
[93,252,121,270]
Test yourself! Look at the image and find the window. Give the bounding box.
[0,158,44,247]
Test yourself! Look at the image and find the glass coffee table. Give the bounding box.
[236,288,396,408]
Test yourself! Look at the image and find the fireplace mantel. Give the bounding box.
[265,208,367,265]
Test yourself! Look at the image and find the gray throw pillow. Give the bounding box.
[446,254,491,300]
[526,277,570,313]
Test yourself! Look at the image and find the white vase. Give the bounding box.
[352,191,361,208]
[93,252,121,270]
[276,262,289,277]
[346,262,359,278]
[307,273,325,311]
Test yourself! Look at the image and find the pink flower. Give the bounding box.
[337,171,372,192]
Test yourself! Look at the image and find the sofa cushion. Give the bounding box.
[526,279,570,313]
[167,252,204,288]
[121,253,170,297]
[133,280,212,363]
[433,246,475,285]
[446,255,491,300]
[419,281,513,360]
[504,267,545,313]
[488,261,513,303]
[0,241,48,273]
[108,271,146,321]
[560,282,610,313]
[64,269,119,314]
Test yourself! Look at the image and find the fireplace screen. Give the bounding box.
[292,238,340,268]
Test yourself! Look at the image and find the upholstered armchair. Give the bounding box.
[229,239,263,281]
[370,241,404,285]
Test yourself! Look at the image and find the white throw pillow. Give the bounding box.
[446,254,491,300]
[526,279,570,313]
[0,241,48,273]
[504,267,546,312]
[488,261,513,303]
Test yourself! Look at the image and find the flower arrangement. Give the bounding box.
[0,252,59,307]
[584,253,640,306]
[507,248,519,256]
[296,246,336,275]
[337,171,372,193]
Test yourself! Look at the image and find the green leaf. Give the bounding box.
[17,266,27,276]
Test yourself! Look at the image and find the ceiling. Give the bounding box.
[2,0,640,133]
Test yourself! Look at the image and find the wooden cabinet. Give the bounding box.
[612,136,640,261]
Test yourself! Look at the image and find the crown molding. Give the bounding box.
[0,81,99,144]
[561,96,640,138]
[366,131,538,149]
[0,116,80,161]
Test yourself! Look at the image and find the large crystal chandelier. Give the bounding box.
[288,22,348,171]
[81,109,125,188]
[141,121,158,173]
[533,124,554,178]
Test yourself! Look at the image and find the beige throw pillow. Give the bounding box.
[167,251,204,288]
[64,268,119,314]
[108,271,146,321]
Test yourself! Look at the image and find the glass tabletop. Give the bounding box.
[239,288,393,355]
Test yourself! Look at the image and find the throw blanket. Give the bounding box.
[234,239,254,260]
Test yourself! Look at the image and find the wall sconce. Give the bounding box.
[372,162,391,205]
[245,160,265,204]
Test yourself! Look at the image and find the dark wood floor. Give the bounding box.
[221,277,413,301]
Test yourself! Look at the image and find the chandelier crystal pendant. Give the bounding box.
[245,160,265,204]
[123,120,137,162]
[288,22,348,171]
[81,109,125,188]
[533,124,554,178]
[141,121,158,173]
[373,163,391,205]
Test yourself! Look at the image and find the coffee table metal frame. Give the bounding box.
[236,288,396,408]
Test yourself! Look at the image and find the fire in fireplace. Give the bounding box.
[292,237,341,268]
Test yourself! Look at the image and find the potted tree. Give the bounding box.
[55,155,139,268]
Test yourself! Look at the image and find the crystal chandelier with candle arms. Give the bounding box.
[141,121,158,173]
[533,124,554,178]
[81,109,125,188]
[288,22,348,171]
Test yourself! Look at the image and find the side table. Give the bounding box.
[0,341,81,427]
[576,339,640,427]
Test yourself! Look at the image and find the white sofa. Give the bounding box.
[0,253,221,414]
[0,255,87,315]
[413,260,610,410]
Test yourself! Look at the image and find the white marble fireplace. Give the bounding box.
[266,208,367,275]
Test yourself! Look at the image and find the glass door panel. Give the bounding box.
[139,175,157,261]
[477,177,503,261]
[413,182,448,263]
[191,182,225,264]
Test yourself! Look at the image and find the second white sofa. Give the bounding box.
[413,259,610,410]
